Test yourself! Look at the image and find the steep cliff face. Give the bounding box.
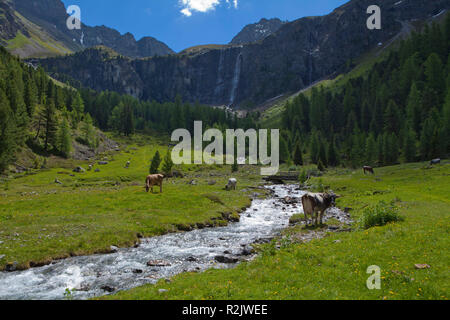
[230,18,285,45]
[38,0,450,107]
[3,0,174,58]
[0,1,26,44]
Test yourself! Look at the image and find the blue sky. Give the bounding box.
[61,0,349,52]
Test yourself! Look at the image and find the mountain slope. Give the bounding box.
[37,0,450,107]
[0,0,174,58]
[230,18,285,45]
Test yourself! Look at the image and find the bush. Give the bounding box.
[359,201,403,229]
[289,214,303,225]
[298,170,308,184]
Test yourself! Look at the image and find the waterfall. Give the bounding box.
[229,52,242,106]
[214,49,225,96]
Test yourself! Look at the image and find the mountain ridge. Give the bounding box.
[35,0,450,108]
[230,18,285,45]
[1,0,174,58]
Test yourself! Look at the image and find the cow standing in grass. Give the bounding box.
[145,174,164,193]
[301,192,337,226]
[225,178,237,191]
[363,166,375,174]
[430,159,441,165]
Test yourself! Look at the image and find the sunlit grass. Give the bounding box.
[102,161,449,300]
[0,136,262,270]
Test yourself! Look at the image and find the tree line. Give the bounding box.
[0,46,98,171]
[281,15,450,168]
[79,89,258,137]
[0,45,258,173]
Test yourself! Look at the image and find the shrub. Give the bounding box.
[298,170,308,184]
[359,201,403,229]
[289,214,303,225]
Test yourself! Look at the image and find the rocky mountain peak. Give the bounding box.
[230,18,285,45]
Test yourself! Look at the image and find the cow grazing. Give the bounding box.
[363,166,375,174]
[225,178,237,191]
[430,159,441,165]
[301,192,337,226]
[145,174,164,193]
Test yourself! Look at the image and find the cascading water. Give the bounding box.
[214,49,225,96]
[0,185,352,300]
[229,52,242,106]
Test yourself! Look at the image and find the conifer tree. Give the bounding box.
[57,117,72,158]
[42,98,58,152]
[293,143,303,166]
[150,151,162,174]
[403,127,417,163]
[82,113,95,148]
[327,138,339,167]
[0,89,17,172]
[162,150,174,175]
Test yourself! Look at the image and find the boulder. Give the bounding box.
[98,161,108,165]
[101,285,116,293]
[5,261,18,272]
[240,245,255,256]
[73,166,85,173]
[147,260,171,267]
[214,255,239,264]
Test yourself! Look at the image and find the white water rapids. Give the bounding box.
[0,185,350,300]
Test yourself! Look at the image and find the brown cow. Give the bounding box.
[145,174,164,193]
[301,192,337,226]
[363,166,375,174]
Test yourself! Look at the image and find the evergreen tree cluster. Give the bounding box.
[282,16,450,168]
[0,47,93,171]
[80,90,258,137]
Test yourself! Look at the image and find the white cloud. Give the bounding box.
[180,0,238,16]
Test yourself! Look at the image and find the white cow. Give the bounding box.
[225,178,237,191]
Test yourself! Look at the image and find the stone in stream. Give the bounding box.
[5,261,18,272]
[215,255,239,264]
[101,285,116,293]
[132,269,143,274]
[240,245,255,256]
[186,256,197,262]
[147,260,171,267]
[110,246,119,253]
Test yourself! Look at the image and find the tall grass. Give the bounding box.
[359,201,403,229]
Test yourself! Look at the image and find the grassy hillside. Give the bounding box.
[0,136,262,271]
[5,11,72,58]
[101,161,449,300]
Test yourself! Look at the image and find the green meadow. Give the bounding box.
[0,136,262,271]
[102,161,449,300]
